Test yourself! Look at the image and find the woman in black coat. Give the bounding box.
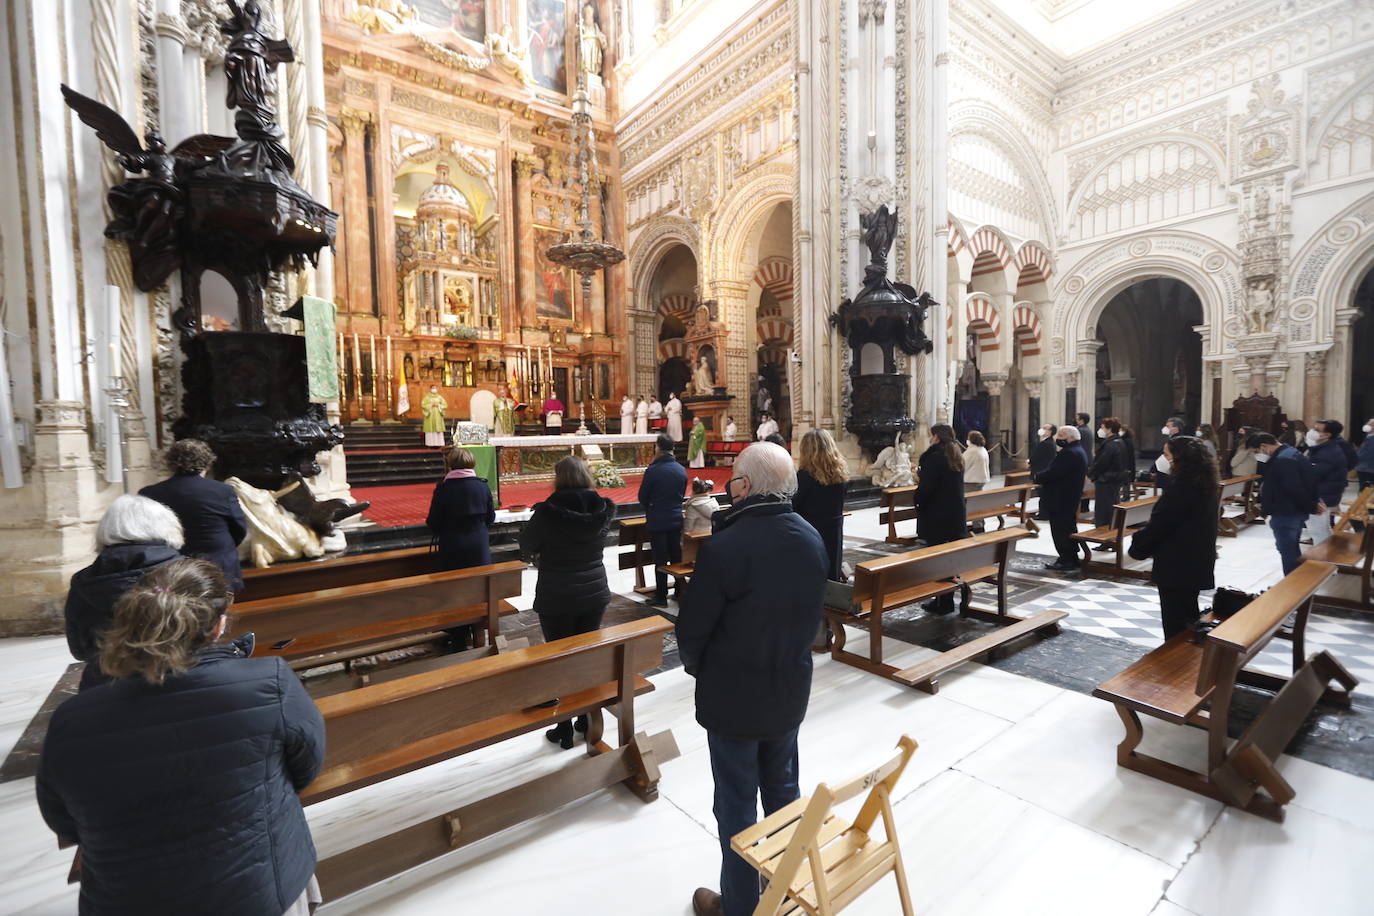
[913,424,968,613]
[1088,417,1132,531]
[519,456,617,749]
[65,495,185,691]
[138,439,247,590]
[427,446,497,570]
[1127,436,1219,639]
[793,429,849,581]
[37,559,326,916]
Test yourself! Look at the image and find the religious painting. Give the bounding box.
[532,226,574,320]
[412,0,487,43]
[527,0,568,93]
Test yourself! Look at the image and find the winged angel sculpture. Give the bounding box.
[61,86,233,291]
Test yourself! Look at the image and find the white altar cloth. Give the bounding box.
[489,434,659,448]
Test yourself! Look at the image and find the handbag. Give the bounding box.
[1210,587,1257,620]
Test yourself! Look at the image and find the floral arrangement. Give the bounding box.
[443,325,480,340]
[590,461,625,489]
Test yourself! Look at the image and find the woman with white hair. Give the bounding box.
[65,494,185,691]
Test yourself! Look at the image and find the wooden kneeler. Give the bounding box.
[732,736,919,916]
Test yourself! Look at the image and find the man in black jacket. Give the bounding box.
[1035,426,1088,571]
[1249,432,1317,574]
[637,434,688,606]
[140,439,247,590]
[1074,412,1094,461]
[678,443,828,916]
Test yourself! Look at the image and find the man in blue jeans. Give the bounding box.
[637,433,687,607]
[676,443,828,916]
[1248,431,1318,575]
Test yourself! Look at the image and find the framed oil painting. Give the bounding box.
[412,0,486,44]
[526,0,567,93]
[533,226,574,321]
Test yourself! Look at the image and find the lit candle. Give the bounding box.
[105,285,121,384]
[352,332,361,384]
[386,335,393,380]
[369,334,377,390]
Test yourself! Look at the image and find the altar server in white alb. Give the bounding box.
[620,394,635,434]
[756,411,779,441]
[635,396,650,435]
[665,392,684,442]
[648,396,663,427]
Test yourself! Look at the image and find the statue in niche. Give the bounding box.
[691,355,716,395]
[347,0,418,34]
[578,3,607,78]
[1242,280,1276,334]
[487,24,535,85]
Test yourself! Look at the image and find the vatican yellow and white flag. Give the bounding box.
[396,356,410,416]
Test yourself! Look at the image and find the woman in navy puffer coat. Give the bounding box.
[37,559,325,916]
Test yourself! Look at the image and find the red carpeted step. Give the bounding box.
[350,466,735,528]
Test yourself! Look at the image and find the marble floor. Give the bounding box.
[2,497,1372,915]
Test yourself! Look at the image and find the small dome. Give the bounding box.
[417,163,473,218]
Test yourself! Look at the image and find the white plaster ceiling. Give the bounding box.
[982,0,1199,58]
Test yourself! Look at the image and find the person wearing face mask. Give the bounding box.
[913,424,969,612]
[1154,418,1185,491]
[1305,420,1352,546]
[1126,436,1219,639]
[1230,426,1258,478]
[1034,426,1089,571]
[1074,412,1094,461]
[1196,424,1220,460]
[1087,418,1131,540]
[1247,431,1318,574]
[1357,419,1374,493]
[1030,424,1058,478]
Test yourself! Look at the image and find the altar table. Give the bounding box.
[490,433,659,482]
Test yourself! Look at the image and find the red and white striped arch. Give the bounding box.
[1013,242,1054,286]
[658,293,696,320]
[756,315,794,347]
[1012,303,1042,358]
[965,295,1001,352]
[968,226,1013,269]
[657,337,690,362]
[757,345,788,367]
[946,217,970,259]
[752,258,794,310]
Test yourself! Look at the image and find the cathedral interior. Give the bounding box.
[3,0,1374,913]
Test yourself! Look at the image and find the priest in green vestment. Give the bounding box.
[687,416,707,468]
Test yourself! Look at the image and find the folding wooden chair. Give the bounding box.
[730,736,919,916]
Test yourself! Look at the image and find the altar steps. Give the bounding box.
[343,421,443,486]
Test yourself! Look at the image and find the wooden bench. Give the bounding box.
[616,516,656,596]
[965,484,1037,534]
[1216,474,1261,537]
[304,617,680,901]
[824,528,1067,693]
[1003,470,1032,488]
[1305,486,1374,610]
[1092,561,1357,821]
[657,529,711,585]
[706,440,747,465]
[878,485,919,543]
[228,560,525,670]
[1070,495,1159,579]
[239,545,434,603]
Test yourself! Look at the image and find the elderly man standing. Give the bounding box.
[678,442,828,916]
[1035,425,1088,571]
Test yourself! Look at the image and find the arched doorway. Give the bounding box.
[745,203,794,436]
[1351,267,1374,445]
[1095,278,1204,452]
[647,244,698,402]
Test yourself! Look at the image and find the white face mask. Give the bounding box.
[1305,429,1321,447]
[1155,453,1171,473]
[1195,429,1203,436]
[1256,451,1270,464]
[1160,426,1171,436]
[1097,428,1107,439]
[1040,428,1053,440]
[1364,424,1372,434]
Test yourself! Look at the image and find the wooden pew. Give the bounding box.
[304,617,681,902]
[239,545,434,603]
[878,485,919,543]
[1305,486,1374,610]
[824,528,1067,693]
[657,529,711,585]
[1070,495,1159,579]
[1092,561,1357,821]
[616,516,655,596]
[1003,470,1032,488]
[1216,474,1261,537]
[965,484,1037,534]
[228,560,525,670]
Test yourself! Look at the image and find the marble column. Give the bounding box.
[983,372,1008,475]
[339,108,374,316]
[1075,340,1103,422]
[712,279,752,403]
[1303,350,1329,422]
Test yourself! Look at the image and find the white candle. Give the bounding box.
[105,285,121,384]
[352,332,361,392]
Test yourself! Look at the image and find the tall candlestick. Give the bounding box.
[104,285,121,384]
[352,332,362,409]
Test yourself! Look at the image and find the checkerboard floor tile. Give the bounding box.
[1017,578,1374,696]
